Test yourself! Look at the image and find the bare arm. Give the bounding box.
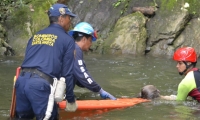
[160,95,177,100]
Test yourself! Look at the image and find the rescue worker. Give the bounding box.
[69,22,117,100]
[15,3,77,120]
[162,47,200,102]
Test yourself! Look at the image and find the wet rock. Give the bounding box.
[0,24,6,38]
[174,18,200,57]
[4,0,200,57]
[146,3,191,57]
[0,47,6,55]
[104,12,147,55]
[0,38,15,56]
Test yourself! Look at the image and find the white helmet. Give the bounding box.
[68,22,97,41]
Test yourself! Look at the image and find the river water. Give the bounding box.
[0,54,200,120]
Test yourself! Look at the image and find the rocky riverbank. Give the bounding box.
[2,0,200,57]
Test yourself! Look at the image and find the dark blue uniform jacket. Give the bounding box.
[21,23,75,102]
[73,44,101,92]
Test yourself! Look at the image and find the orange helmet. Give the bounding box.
[173,47,197,62]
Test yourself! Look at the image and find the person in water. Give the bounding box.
[15,3,77,120]
[137,85,176,100]
[140,47,200,102]
[69,22,117,100]
[137,85,160,100]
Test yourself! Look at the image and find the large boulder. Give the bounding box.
[146,3,191,57]
[174,18,200,57]
[104,12,147,55]
[4,0,200,57]
[143,1,200,57]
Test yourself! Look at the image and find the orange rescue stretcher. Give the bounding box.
[58,98,149,119]
[58,98,149,110]
[10,67,21,118]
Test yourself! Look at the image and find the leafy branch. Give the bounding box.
[112,0,130,15]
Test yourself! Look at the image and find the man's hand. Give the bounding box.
[99,88,117,100]
[65,100,78,112]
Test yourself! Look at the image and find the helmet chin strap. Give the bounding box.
[179,61,193,75]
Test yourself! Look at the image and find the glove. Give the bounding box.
[65,100,78,112]
[99,88,117,100]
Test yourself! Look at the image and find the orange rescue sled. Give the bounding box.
[10,67,21,118]
[58,98,149,110]
[59,98,149,119]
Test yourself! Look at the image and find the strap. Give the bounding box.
[43,78,58,120]
[193,70,200,91]
[22,68,53,85]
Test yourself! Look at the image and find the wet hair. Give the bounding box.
[47,11,68,23]
[137,85,160,100]
[72,31,92,42]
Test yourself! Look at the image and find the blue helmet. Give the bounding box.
[68,22,97,41]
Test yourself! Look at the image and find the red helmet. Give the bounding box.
[173,47,197,62]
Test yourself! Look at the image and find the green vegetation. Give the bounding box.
[112,0,130,15]
[159,0,200,15]
[0,0,32,18]
[184,0,200,15]
[112,0,125,8]
[160,0,178,11]
[4,0,56,35]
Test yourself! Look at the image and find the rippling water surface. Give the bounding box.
[1,54,200,120]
